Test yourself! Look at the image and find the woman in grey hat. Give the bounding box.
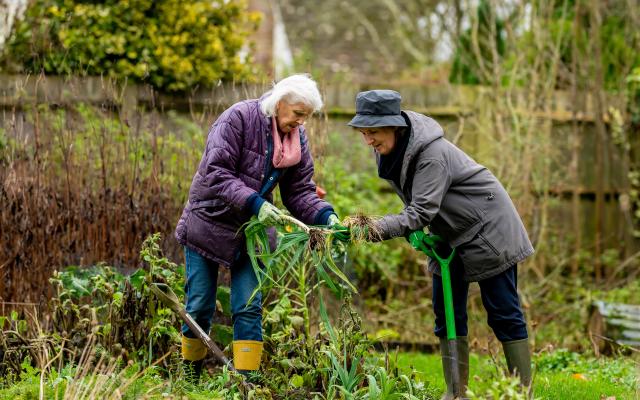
[344,89,534,398]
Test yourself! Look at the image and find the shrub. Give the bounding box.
[2,0,261,91]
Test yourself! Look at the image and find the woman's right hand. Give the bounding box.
[407,230,428,252]
[258,202,285,226]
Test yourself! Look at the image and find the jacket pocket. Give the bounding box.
[191,199,230,220]
[431,191,485,242]
[478,231,501,256]
[449,219,483,248]
[456,227,504,270]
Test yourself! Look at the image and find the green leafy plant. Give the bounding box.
[326,349,362,398]
[465,370,530,400]
[2,0,262,91]
[359,366,421,400]
[48,234,185,366]
[244,216,356,339]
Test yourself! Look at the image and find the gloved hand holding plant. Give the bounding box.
[407,230,445,255]
[257,202,286,226]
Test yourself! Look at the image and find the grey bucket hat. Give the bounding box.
[347,90,407,128]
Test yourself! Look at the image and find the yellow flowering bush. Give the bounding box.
[2,0,261,91]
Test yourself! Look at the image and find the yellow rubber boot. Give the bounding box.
[182,336,207,383]
[182,335,207,361]
[232,340,263,372]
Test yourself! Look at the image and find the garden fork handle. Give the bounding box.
[150,283,234,371]
[439,254,462,397]
[419,245,462,397]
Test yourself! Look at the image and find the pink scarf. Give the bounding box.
[271,116,301,168]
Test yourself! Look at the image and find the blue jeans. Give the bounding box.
[432,260,528,342]
[181,247,262,341]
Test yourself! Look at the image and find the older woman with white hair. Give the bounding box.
[174,74,340,381]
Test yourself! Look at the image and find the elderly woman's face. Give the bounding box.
[359,127,397,155]
[276,101,313,133]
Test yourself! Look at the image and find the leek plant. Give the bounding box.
[244,216,355,340]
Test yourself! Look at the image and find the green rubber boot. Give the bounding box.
[440,336,469,400]
[502,338,532,388]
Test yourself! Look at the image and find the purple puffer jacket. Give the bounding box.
[175,99,332,267]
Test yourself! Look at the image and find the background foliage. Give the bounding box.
[1,0,640,398]
[1,0,261,91]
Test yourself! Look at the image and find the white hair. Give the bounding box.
[260,74,323,117]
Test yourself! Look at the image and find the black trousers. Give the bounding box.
[432,262,528,342]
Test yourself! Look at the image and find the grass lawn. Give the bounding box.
[2,351,636,399]
[396,351,639,399]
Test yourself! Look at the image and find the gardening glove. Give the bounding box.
[327,214,340,226]
[407,231,445,257]
[257,202,285,226]
[407,230,428,252]
[422,233,444,249]
[328,214,351,243]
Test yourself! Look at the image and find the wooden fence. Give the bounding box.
[0,74,635,284]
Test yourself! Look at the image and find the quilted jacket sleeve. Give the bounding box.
[376,158,451,240]
[199,104,258,212]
